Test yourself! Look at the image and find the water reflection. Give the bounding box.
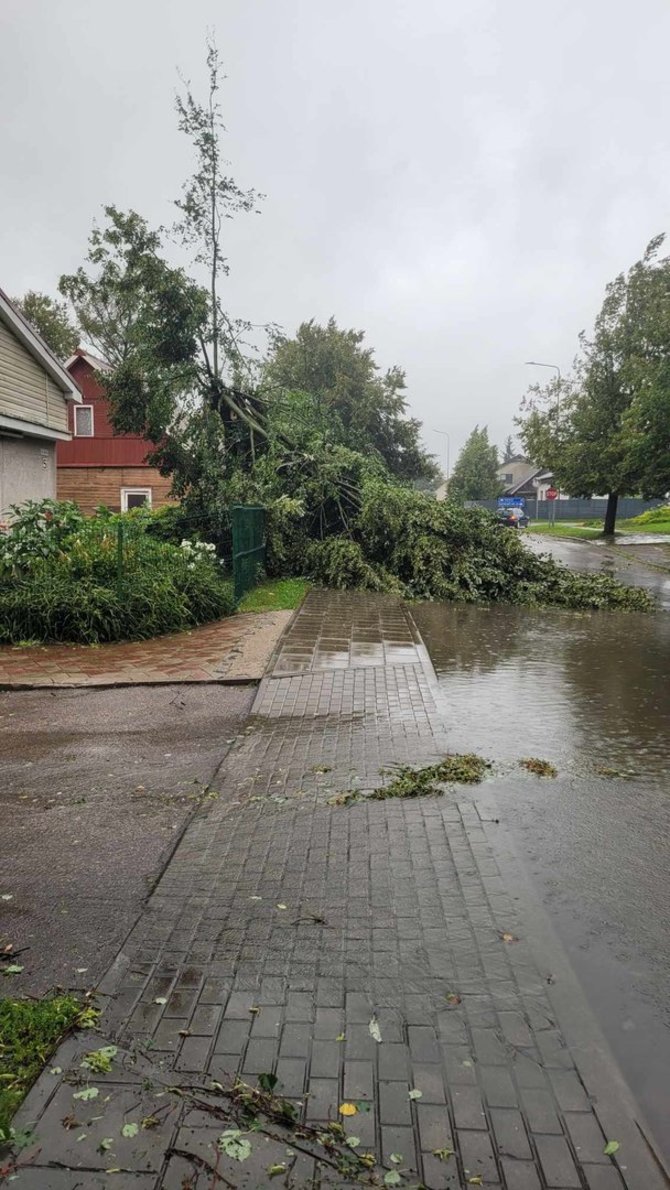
[412,603,670,782]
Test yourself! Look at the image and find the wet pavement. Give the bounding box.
[0,611,292,687]
[525,532,670,610]
[0,684,255,995]
[412,601,670,1162]
[7,590,666,1189]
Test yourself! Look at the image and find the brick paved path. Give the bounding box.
[0,611,291,687]
[8,592,666,1188]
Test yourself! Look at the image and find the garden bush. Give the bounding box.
[0,501,235,644]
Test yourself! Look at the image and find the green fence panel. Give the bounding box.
[231,505,266,602]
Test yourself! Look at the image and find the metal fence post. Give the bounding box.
[231,505,267,602]
[116,521,124,591]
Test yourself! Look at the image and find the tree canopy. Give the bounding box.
[448,426,501,502]
[263,318,438,483]
[519,236,670,532]
[14,291,79,360]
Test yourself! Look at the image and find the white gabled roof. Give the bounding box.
[0,287,81,402]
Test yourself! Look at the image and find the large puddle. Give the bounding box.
[412,602,670,783]
[413,600,670,1158]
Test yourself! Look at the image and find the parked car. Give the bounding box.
[496,508,530,529]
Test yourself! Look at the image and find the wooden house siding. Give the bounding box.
[0,319,69,434]
[57,466,174,514]
[58,356,149,466]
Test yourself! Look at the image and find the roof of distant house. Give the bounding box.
[65,347,112,373]
[505,467,553,494]
[0,287,81,401]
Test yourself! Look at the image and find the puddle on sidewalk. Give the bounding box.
[412,602,670,783]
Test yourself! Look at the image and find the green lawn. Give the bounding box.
[528,522,604,539]
[529,519,670,539]
[0,995,82,1143]
[238,577,310,613]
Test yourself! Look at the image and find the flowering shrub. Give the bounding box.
[0,501,234,644]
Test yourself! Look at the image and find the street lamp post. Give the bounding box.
[432,429,450,489]
[525,361,562,525]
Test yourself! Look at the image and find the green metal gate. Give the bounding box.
[231,505,266,602]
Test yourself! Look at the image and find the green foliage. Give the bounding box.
[60,206,208,445]
[627,503,670,525]
[298,480,654,612]
[449,426,501,502]
[0,995,81,1144]
[519,235,670,530]
[237,578,309,613]
[0,500,86,573]
[13,291,79,360]
[306,537,401,593]
[0,502,234,644]
[264,318,439,483]
[371,755,490,798]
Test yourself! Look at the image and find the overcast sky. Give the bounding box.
[2,0,669,468]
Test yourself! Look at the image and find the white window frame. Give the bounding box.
[120,487,152,512]
[74,404,94,436]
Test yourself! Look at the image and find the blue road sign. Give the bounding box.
[497,496,525,508]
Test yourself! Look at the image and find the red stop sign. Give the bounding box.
[546,487,558,501]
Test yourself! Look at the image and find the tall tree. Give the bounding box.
[519,236,670,534]
[14,291,79,359]
[174,36,264,439]
[448,426,500,501]
[264,318,438,482]
[502,434,516,463]
[59,40,268,493]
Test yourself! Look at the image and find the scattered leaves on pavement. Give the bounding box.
[408,1088,422,1100]
[73,1087,99,1101]
[153,997,167,1005]
[81,1045,117,1073]
[433,1147,455,1161]
[383,1172,402,1186]
[98,1137,114,1153]
[389,1152,403,1164]
[2,966,23,977]
[603,1140,620,1156]
[445,993,461,1006]
[339,1102,358,1116]
[217,1128,252,1161]
[345,1136,361,1148]
[500,931,518,943]
[520,757,558,777]
[121,1122,139,1138]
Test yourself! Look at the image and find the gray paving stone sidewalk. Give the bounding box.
[5,592,666,1189]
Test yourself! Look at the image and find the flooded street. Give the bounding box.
[413,601,670,1161]
[525,531,670,610]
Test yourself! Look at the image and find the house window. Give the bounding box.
[121,488,152,511]
[504,472,513,483]
[74,405,94,436]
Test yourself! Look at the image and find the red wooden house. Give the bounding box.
[57,349,172,514]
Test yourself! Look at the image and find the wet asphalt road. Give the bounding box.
[525,530,670,609]
[413,600,670,1161]
[0,685,255,996]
